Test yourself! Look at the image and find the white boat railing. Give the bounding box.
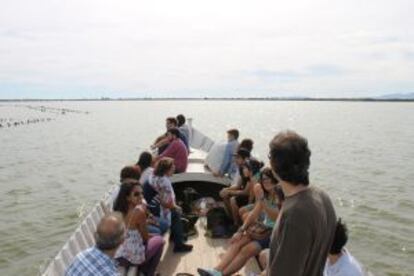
[41,123,220,275]
[41,185,117,276]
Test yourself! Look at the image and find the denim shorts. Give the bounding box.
[254,236,271,250]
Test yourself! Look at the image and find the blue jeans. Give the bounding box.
[170,209,186,246]
[147,217,169,235]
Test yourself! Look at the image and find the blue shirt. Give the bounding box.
[219,139,239,176]
[179,130,189,149]
[65,247,119,276]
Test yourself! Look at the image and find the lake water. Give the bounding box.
[0,100,413,276]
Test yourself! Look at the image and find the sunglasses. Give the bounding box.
[263,176,277,183]
[133,191,143,197]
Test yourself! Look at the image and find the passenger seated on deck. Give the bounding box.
[146,157,193,253]
[231,158,264,225]
[120,165,141,182]
[154,128,188,173]
[137,151,154,185]
[239,138,254,153]
[219,148,254,226]
[233,138,254,181]
[212,128,240,179]
[197,169,282,276]
[239,168,283,223]
[324,219,363,276]
[177,114,190,142]
[137,151,170,235]
[119,160,166,236]
[110,165,142,204]
[113,179,165,276]
[65,213,126,276]
[151,117,189,153]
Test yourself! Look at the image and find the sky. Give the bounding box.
[0,0,413,99]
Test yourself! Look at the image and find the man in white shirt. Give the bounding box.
[324,219,364,276]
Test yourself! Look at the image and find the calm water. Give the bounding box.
[0,101,413,276]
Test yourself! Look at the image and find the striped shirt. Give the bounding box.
[65,247,119,276]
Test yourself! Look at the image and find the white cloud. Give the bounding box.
[0,0,413,98]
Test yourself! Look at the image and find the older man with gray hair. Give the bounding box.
[65,212,126,276]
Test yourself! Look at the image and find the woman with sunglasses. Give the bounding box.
[113,179,165,276]
[197,167,284,276]
[238,167,283,222]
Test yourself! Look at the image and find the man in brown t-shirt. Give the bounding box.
[267,131,336,276]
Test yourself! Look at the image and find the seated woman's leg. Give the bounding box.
[241,212,250,223]
[220,188,232,216]
[147,216,169,236]
[214,235,251,272]
[239,204,254,223]
[156,216,169,234]
[230,197,241,226]
[221,241,262,275]
[140,236,165,276]
[231,195,249,226]
[147,224,162,235]
[259,248,269,270]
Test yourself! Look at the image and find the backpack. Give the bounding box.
[206,207,234,238]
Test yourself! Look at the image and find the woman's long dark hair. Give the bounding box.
[113,179,140,215]
[137,151,153,171]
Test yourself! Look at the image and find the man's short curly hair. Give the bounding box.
[269,130,311,185]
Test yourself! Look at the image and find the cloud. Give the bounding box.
[306,65,347,77]
[403,51,414,60]
[0,0,414,98]
[246,64,347,82]
[247,70,302,81]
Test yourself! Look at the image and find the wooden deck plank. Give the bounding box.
[157,221,262,276]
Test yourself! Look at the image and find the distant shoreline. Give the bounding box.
[1,97,414,102]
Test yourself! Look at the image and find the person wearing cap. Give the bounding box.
[213,129,239,179]
[219,148,254,225]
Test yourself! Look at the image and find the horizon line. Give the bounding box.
[1,96,414,102]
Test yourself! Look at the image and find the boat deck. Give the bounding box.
[157,221,261,276]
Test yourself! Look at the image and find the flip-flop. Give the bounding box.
[196,268,214,276]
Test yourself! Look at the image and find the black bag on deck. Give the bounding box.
[206,207,234,238]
